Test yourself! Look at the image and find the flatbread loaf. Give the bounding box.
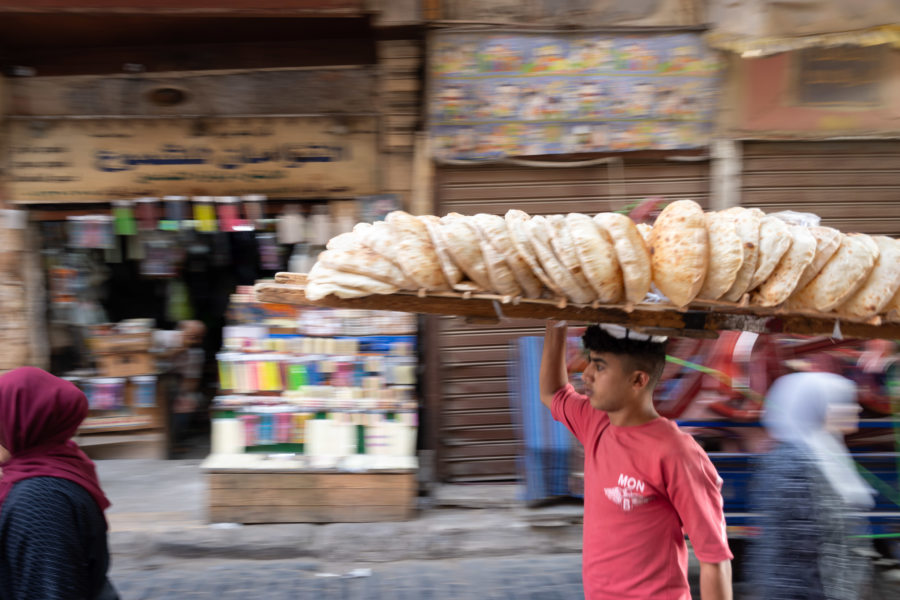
[385,211,450,291]
[547,215,594,295]
[419,215,464,288]
[506,210,562,296]
[885,287,900,321]
[721,207,763,302]
[648,200,708,307]
[698,211,743,301]
[753,226,816,307]
[306,262,398,301]
[790,234,878,312]
[325,231,359,251]
[471,213,543,298]
[748,216,792,292]
[794,226,842,292]
[439,214,493,291]
[636,223,652,243]
[594,212,653,304]
[317,246,413,289]
[356,221,401,266]
[838,236,900,318]
[566,213,624,303]
[473,226,522,297]
[527,216,595,303]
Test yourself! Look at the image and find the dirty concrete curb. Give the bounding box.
[98,459,585,563]
[109,508,585,563]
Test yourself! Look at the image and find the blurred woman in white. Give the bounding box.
[749,372,875,600]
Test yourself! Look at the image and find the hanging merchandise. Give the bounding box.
[166,278,194,323]
[307,205,331,246]
[160,196,188,231]
[288,243,315,275]
[141,233,178,278]
[216,197,243,232]
[67,216,115,249]
[135,197,160,231]
[276,204,306,245]
[257,232,281,272]
[193,196,218,233]
[242,194,267,228]
[112,201,137,236]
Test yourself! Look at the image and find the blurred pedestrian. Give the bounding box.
[0,367,119,600]
[748,372,874,600]
[541,322,733,599]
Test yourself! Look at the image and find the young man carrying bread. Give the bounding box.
[541,322,733,600]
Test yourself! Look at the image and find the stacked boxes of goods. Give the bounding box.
[212,292,418,470]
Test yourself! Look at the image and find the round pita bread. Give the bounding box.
[648,200,708,307]
[636,223,652,244]
[721,207,763,302]
[790,234,878,312]
[748,215,792,292]
[794,226,842,293]
[356,221,402,266]
[594,213,653,304]
[752,226,816,307]
[419,215,464,288]
[698,211,744,301]
[472,226,522,297]
[566,213,624,303]
[838,236,900,319]
[317,246,414,289]
[884,286,900,322]
[438,214,494,291]
[547,215,594,296]
[306,262,398,300]
[527,216,595,304]
[506,210,561,297]
[470,213,543,298]
[385,211,450,291]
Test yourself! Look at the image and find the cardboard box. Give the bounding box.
[89,332,153,354]
[97,352,155,377]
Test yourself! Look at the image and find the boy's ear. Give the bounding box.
[632,370,650,390]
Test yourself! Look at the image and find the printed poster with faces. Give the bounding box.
[429,32,723,160]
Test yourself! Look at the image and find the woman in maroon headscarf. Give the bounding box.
[0,367,119,600]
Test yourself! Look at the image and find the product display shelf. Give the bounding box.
[203,301,420,524]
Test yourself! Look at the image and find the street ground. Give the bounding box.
[110,555,585,600]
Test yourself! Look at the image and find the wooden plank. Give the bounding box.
[208,504,413,524]
[210,484,414,507]
[256,281,900,340]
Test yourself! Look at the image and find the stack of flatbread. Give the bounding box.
[305,204,900,322]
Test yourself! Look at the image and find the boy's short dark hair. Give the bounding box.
[582,325,668,386]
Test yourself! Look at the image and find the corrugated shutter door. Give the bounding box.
[742,141,900,237]
[434,160,711,482]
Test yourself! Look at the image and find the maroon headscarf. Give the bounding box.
[0,367,110,512]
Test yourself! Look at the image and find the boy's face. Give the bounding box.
[582,351,641,411]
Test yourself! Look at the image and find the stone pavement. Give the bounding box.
[110,555,585,600]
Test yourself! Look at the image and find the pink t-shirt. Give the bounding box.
[552,384,733,600]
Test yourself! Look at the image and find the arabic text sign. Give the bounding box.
[7,117,378,203]
[794,46,885,107]
[429,32,722,160]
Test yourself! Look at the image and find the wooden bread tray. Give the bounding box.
[255,273,900,340]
